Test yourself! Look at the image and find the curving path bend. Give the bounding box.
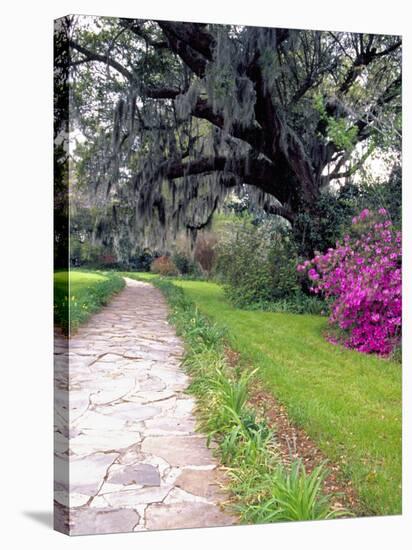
[54,278,234,535]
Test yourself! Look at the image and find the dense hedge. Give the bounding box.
[216,223,324,314]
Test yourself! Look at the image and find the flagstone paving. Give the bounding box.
[54,278,235,535]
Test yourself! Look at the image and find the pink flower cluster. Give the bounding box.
[298,209,402,355]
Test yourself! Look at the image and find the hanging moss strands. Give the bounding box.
[66,17,401,257]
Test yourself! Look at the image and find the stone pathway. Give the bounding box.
[54,278,234,535]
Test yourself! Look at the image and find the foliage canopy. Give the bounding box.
[57,16,401,253]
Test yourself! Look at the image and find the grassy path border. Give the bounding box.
[165,278,401,516]
[54,270,125,334]
[149,276,348,523]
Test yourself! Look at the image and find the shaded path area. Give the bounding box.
[54,278,234,535]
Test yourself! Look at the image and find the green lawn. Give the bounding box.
[54,270,125,333]
[126,273,401,516]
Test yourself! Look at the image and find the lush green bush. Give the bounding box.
[128,250,154,271]
[70,239,107,267]
[293,186,357,258]
[172,250,200,276]
[215,222,323,313]
[293,169,402,257]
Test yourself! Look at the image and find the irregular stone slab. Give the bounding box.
[139,376,166,391]
[89,378,136,404]
[95,402,161,422]
[141,436,216,467]
[69,452,118,498]
[151,367,188,389]
[116,446,145,466]
[145,502,234,530]
[68,392,90,421]
[176,468,226,500]
[174,397,197,417]
[164,486,209,504]
[144,416,197,436]
[141,455,171,477]
[70,429,142,456]
[135,396,177,414]
[70,508,139,535]
[73,410,130,431]
[94,353,128,363]
[96,486,171,507]
[135,390,176,404]
[107,464,160,487]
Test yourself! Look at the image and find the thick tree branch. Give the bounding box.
[374,39,402,58]
[263,203,295,224]
[119,19,169,49]
[145,86,182,99]
[316,73,401,172]
[245,47,318,203]
[140,155,229,183]
[157,21,215,60]
[156,21,214,77]
[69,45,185,100]
[322,146,374,184]
[69,40,134,81]
[146,23,318,206]
[191,97,266,151]
[134,147,311,214]
[144,87,266,155]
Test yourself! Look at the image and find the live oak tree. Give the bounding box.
[60,16,401,251]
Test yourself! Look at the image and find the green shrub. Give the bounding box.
[235,460,344,523]
[216,223,321,313]
[129,250,154,271]
[242,293,326,315]
[172,250,200,276]
[293,168,402,258]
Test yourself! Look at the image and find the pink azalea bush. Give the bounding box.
[298,208,401,355]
